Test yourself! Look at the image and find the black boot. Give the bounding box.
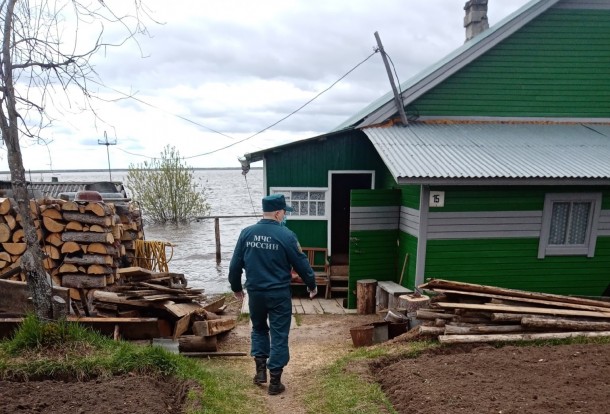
[268,369,286,395]
[253,357,267,385]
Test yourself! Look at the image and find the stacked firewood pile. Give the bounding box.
[403,279,610,344]
[0,197,144,287]
[0,198,42,273]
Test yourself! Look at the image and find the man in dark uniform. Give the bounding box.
[229,194,317,395]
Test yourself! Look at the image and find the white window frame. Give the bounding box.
[538,193,602,259]
[269,187,329,220]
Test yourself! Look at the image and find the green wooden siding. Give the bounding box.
[348,189,400,308]
[264,131,387,190]
[428,186,610,212]
[348,230,398,307]
[425,237,610,296]
[400,185,421,210]
[408,9,610,117]
[286,220,327,247]
[398,232,418,289]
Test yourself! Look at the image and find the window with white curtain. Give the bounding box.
[538,193,602,258]
[269,188,328,219]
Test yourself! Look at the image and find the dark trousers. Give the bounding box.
[248,288,292,371]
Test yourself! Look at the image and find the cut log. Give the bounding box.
[88,224,107,233]
[84,202,113,217]
[63,212,112,226]
[0,223,11,243]
[64,254,113,266]
[87,242,117,255]
[42,245,61,260]
[45,232,63,247]
[0,198,12,215]
[10,228,22,243]
[65,221,84,231]
[521,316,610,331]
[58,263,79,274]
[42,258,56,271]
[61,241,82,254]
[41,207,63,220]
[357,279,377,315]
[438,331,610,344]
[61,201,80,211]
[178,335,217,352]
[4,214,16,230]
[43,216,65,233]
[2,243,26,256]
[61,231,114,244]
[87,264,113,275]
[0,251,11,263]
[416,309,455,320]
[444,323,524,335]
[62,274,107,288]
[192,318,237,337]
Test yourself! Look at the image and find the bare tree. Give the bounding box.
[0,0,152,320]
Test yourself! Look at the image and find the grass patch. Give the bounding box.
[303,346,399,414]
[0,315,266,414]
[293,313,303,326]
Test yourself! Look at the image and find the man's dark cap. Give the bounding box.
[262,194,294,212]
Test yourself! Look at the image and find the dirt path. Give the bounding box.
[219,312,380,413]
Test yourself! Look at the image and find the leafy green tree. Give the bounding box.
[127,145,210,224]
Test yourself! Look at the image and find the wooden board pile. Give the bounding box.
[405,279,610,344]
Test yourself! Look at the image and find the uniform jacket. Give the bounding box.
[228,219,316,292]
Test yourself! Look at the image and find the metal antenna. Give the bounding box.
[374,31,408,126]
[98,131,117,181]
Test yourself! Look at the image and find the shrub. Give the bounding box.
[126,145,210,223]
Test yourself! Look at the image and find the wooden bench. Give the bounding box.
[376,281,413,312]
[290,247,331,299]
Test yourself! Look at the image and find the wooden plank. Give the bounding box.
[164,302,204,318]
[0,279,70,315]
[172,314,192,340]
[521,316,610,331]
[439,331,610,344]
[437,302,610,319]
[117,266,153,277]
[300,298,324,314]
[434,288,610,313]
[192,318,236,337]
[292,298,304,315]
[421,279,610,309]
[318,298,346,314]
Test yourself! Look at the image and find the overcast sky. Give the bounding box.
[0,0,531,172]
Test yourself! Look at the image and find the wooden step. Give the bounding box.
[330,275,348,282]
[330,265,349,276]
[331,287,349,292]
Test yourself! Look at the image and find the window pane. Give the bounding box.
[318,202,325,216]
[568,202,590,244]
[310,191,325,201]
[549,202,569,245]
[292,191,308,200]
[299,202,308,215]
[309,202,317,216]
[291,201,300,216]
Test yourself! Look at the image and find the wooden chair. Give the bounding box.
[290,247,331,299]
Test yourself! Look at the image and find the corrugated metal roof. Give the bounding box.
[333,0,558,131]
[363,123,610,182]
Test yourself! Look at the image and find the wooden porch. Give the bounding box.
[240,293,355,315]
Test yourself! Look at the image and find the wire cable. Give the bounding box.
[94,50,378,161]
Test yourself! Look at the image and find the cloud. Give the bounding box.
[0,0,531,171]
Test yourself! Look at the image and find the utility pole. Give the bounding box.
[98,131,117,181]
[374,31,409,126]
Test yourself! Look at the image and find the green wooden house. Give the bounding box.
[241,0,610,307]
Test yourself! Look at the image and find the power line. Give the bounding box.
[94,50,379,160]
